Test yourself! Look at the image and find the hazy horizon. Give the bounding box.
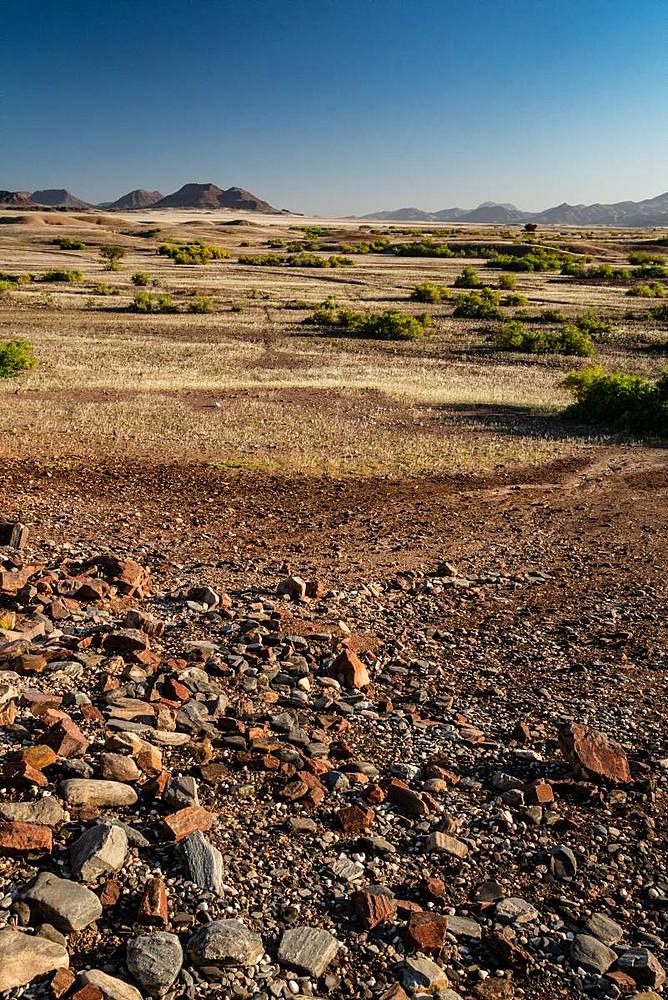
[3,0,667,216]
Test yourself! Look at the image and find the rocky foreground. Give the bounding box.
[0,522,665,1000]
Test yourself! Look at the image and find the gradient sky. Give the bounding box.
[2,0,667,216]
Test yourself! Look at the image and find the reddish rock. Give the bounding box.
[99,878,121,908]
[525,780,554,804]
[277,575,307,599]
[80,704,104,724]
[23,690,63,716]
[2,760,48,787]
[163,678,190,701]
[387,779,429,817]
[43,718,90,758]
[14,653,48,675]
[423,876,447,901]
[162,805,215,842]
[138,876,169,927]
[332,647,370,689]
[71,985,103,1000]
[378,987,410,1000]
[51,968,76,998]
[338,804,375,834]
[353,886,397,929]
[559,723,632,784]
[102,629,149,658]
[366,784,385,804]
[20,745,57,770]
[73,577,110,602]
[485,926,533,971]
[0,821,52,853]
[513,720,533,743]
[407,910,448,953]
[87,555,150,597]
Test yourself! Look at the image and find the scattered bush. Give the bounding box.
[392,242,454,258]
[410,281,452,303]
[131,272,151,286]
[41,269,83,283]
[54,237,86,250]
[453,288,502,319]
[489,321,595,356]
[627,282,665,298]
[454,266,482,289]
[628,251,666,265]
[91,283,119,296]
[131,292,176,313]
[537,307,565,323]
[498,273,517,289]
[238,253,352,268]
[562,367,668,436]
[0,280,12,297]
[524,222,538,233]
[486,249,565,272]
[187,293,215,314]
[649,303,668,323]
[572,312,614,340]
[636,263,668,279]
[158,242,229,265]
[0,339,36,377]
[99,245,126,271]
[238,254,283,267]
[304,300,431,340]
[561,261,633,283]
[501,293,528,306]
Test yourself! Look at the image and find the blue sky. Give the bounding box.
[2,0,667,215]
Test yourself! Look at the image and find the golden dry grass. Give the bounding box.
[0,210,665,475]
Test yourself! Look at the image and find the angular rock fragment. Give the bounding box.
[22,871,103,932]
[179,831,224,894]
[400,956,450,994]
[559,722,632,784]
[0,820,52,854]
[353,886,397,929]
[0,927,69,991]
[278,925,339,977]
[69,822,128,881]
[162,804,215,841]
[126,932,183,996]
[571,933,617,974]
[80,970,143,1000]
[187,919,263,968]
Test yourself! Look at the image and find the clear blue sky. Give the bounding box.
[2,0,667,216]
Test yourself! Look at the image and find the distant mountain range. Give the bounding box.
[361,191,668,227]
[0,182,281,213]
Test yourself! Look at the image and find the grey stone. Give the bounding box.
[99,752,141,782]
[495,897,539,924]
[329,856,365,882]
[0,927,69,992]
[127,932,183,996]
[583,912,623,946]
[278,925,339,977]
[187,919,263,968]
[81,970,143,1000]
[22,871,103,932]
[446,915,482,940]
[550,844,578,879]
[164,775,199,808]
[70,822,128,881]
[0,797,69,827]
[36,923,67,947]
[59,778,138,807]
[180,831,224,894]
[571,933,617,974]
[400,956,450,993]
[616,947,665,988]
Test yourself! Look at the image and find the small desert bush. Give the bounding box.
[454,266,482,288]
[0,339,36,377]
[628,251,666,265]
[648,303,668,323]
[490,320,595,356]
[453,288,502,319]
[627,282,665,298]
[392,241,454,258]
[636,263,668,279]
[238,253,352,268]
[54,236,86,250]
[99,245,126,271]
[304,301,431,340]
[410,281,452,303]
[487,249,565,271]
[131,272,151,287]
[562,367,668,436]
[187,293,215,314]
[41,269,83,283]
[561,261,633,283]
[572,312,614,340]
[498,273,517,289]
[536,307,566,323]
[131,292,176,313]
[501,293,528,306]
[159,242,229,265]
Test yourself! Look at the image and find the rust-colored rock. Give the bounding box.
[71,985,103,1000]
[2,760,48,787]
[353,886,397,929]
[138,875,169,927]
[338,803,375,833]
[525,780,554,804]
[51,968,76,998]
[21,744,57,770]
[559,722,632,784]
[484,926,533,971]
[387,779,429,817]
[99,878,121,909]
[0,820,52,854]
[332,647,370,689]
[87,555,150,597]
[407,910,448,953]
[423,876,447,901]
[43,718,90,758]
[162,805,215,842]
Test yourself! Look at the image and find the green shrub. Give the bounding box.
[561,261,633,283]
[572,312,614,340]
[304,301,431,340]
[238,253,352,268]
[486,249,566,272]
[187,293,215,314]
[489,321,595,356]
[41,269,83,283]
[627,282,665,298]
[636,264,668,279]
[453,288,502,319]
[501,293,528,306]
[649,303,668,323]
[131,292,176,313]
[410,281,452,303]
[498,273,517,290]
[99,245,126,271]
[392,241,454,258]
[238,254,284,266]
[537,307,565,323]
[0,280,12,296]
[159,242,229,265]
[454,266,482,289]
[267,238,284,248]
[0,340,36,377]
[562,367,668,436]
[131,272,151,286]
[54,236,86,250]
[629,251,666,265]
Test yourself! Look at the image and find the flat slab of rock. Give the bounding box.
[81,970,143,1000]
[0,927,69,991]
[127,932,183,996]
[70,822,128,881]
[400,956,450,993]
[571,933,617,974]
[278,925,339,977]
[495,897,539,924]
[583,912,623,946]
[187,919,263,968]
[180,831,224,894]
[559,722,632,783]
[424,832,469,859]
[0,797,69,827]
[22,871,103,932]
[60,779,138,807]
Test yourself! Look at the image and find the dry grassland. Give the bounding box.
[0,209,666,475]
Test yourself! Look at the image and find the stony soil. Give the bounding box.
[0,447,666,1000]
